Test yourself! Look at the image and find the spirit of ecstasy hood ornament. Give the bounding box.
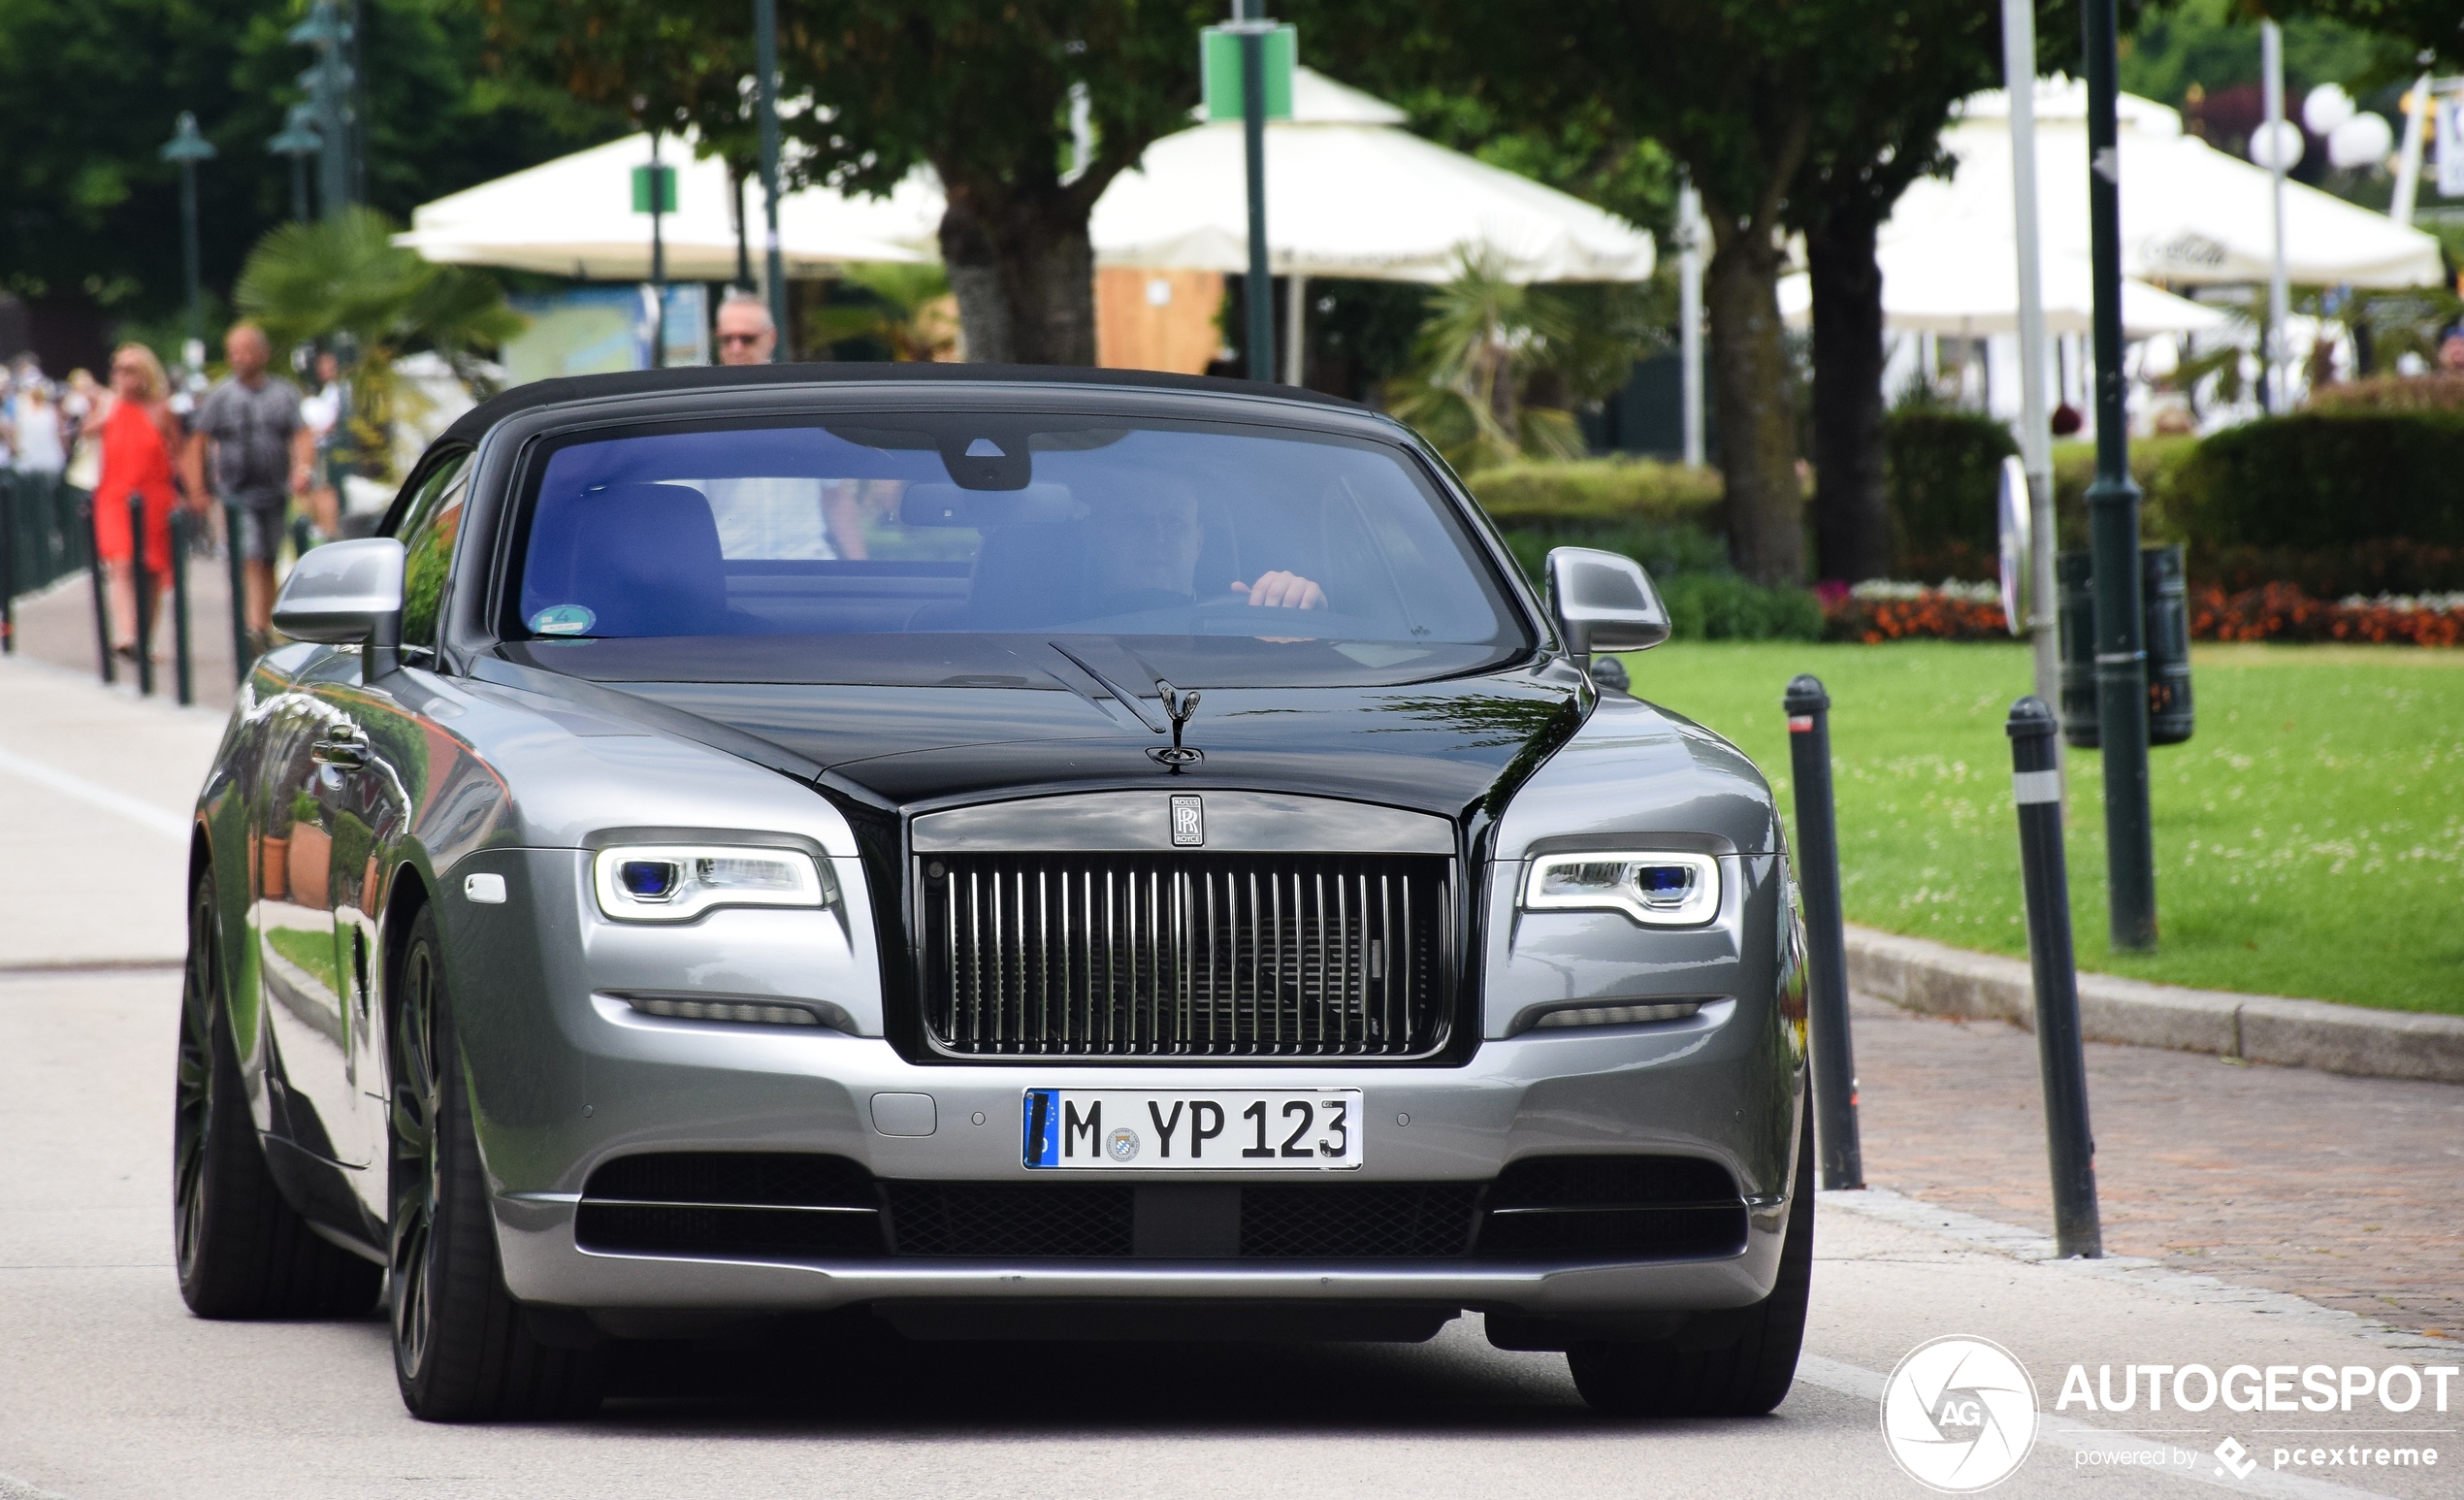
[1151,680,1203,766]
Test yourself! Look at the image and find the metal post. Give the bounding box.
[2002,0,2060,751]
[1283,271,1307,385]
[1677,178,1704,469]
[2391,73,2433,226]
[160,114,216,352]
[128,494,155,697]
[1784,675,1864,1190]
[170,509,195,705]
[1239,15,1273,383]
[2007,697,2103,1258]
[2080,0,2157,952]
[85,493,113,685]
[754,0,788,354]
[647,130,667,369]
[2260,22,2291,413]
[224,500,252,680]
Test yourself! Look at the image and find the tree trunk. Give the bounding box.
[1705,230,1804,586]
[937,174,1096,366]
[1805,200,1894,583]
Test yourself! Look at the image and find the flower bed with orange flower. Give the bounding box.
[2192,585,2464,647]
[1822,581,2010,642]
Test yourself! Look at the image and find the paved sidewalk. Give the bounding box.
[9,530,244,707]
[0,655,227,969]
[1841,992,2464,1340]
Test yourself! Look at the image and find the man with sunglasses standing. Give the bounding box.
[713,290,777,365]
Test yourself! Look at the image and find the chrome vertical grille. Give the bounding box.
[917,853,1453,1059]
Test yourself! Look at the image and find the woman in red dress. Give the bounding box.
[90,342,185,661]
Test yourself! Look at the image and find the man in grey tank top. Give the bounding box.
[183,323,312,654]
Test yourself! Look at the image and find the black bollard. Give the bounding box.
[129,494,156,697]
[2007,697,2103,1258]
[224,499,252,681]
[1,473,16,655]
[171,509,196,706]
[85,491,114,685]
[1784,674,1864,1190]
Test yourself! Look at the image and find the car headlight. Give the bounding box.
[592,844,834,923]
[1522,851,1720,927]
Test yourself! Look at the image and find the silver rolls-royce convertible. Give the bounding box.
[174,364,1809,1421]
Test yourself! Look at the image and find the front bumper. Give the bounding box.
[449,848,1803,1321]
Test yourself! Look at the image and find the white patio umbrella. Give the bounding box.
[397,133,920,279]
[1898,81,2444,289]
[1777,234,2233,339]
[1089,69,1655,284]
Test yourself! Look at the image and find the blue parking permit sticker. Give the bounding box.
[530,603,596,636]
[1023,1090,1059,1168]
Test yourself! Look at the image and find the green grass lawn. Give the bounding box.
[1612,640,2464,1015]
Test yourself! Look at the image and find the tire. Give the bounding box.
[175,865,384,1320]
[389,903,602,1421]
[1568,1098,1815,1417]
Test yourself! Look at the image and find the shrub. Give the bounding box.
[2307,373,2464,414]
[2164,412,2464,549]
[1467,458,1724,534]
[1660,572,1825,641]
[1496,522,1731,588]
[2049,437,2201,542]
[2192,538,2464,596]
[1884,410,2016,581]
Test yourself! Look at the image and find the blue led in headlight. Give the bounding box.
[618,860,681,900]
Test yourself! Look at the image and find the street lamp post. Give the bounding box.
[268,104,323,223]
[159,114,217,354]
[288,0,353,220]
[2080,0,2158,952]
[1236,0,1273,383]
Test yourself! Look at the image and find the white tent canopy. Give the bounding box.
[1088,69,1654,283]
[1898,80,2444,290]
[396,133,921,280]
[1779,233,2231,339]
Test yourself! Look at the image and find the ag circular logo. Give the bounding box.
[1881,1335,2039,1492]
[1106,1126,1141,1162]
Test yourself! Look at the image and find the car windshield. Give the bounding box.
[505,415,1534,687]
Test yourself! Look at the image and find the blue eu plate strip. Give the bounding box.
[1023,1089,1059,1168]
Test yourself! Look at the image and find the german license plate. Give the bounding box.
[1021,1089,1363,1169]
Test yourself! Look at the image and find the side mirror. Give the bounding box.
[1546,546,1670,664]
[271,537,406,678]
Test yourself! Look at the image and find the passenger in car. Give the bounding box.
[1082,482,1326,614]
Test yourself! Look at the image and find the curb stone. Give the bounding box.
[1844,925,2464,1087]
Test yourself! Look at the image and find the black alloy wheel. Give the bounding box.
[388,902,602,1421]
[1568,1097,1816,1418]
[175,865,382,1319]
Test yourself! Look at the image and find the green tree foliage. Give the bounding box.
[0,0,622,344]
[807,263,957,362]
[771,0,1218,366]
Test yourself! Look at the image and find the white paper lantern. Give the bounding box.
[2303,83,2356,136]
[2249,118,2307,172]
[2328,112,2395,171]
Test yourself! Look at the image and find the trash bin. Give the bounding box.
[2055,544,2193,750]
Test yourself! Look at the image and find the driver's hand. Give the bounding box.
[1233,571,1327,609]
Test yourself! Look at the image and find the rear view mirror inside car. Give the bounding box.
[898,482,1084,527]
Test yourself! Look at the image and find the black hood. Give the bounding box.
[482,638,1584,825]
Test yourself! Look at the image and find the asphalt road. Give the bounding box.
[1,653,2454,1500]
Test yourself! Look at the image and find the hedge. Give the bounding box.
[1884,410,2016,581]
[1466,458,1724,533]
[2164,412,2464,549]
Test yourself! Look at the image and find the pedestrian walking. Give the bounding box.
[714,290,777,365]
[182,323,311,657]
[12,377,69,476]
[90,343,184,663]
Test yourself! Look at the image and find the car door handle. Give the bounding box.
[311,731,368,767]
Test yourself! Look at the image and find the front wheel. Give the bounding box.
[174,864,381,1319]
[1568,1099,1814,1417]
[388,902,601,1421]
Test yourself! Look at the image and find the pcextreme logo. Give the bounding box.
[1881,1336,2040,1493]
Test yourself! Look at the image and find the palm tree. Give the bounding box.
[235,208,524,477]
[1384,251,1662,473]
[807,262,961,362]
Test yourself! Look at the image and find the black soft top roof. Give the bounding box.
[440,361,1368,446]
